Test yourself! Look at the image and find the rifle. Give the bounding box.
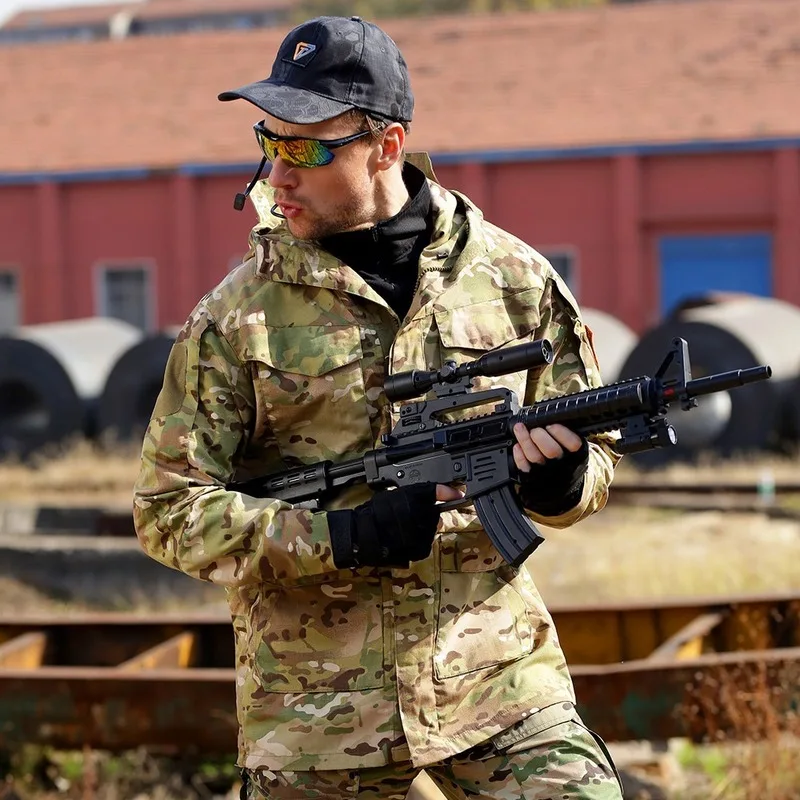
[228,337,771,568]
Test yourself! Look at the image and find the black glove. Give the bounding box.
[517,438,589,516]
[327,483,442,569]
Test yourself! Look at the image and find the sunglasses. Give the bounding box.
[253,122,372,168]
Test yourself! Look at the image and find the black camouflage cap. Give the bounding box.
[218,15,414,124]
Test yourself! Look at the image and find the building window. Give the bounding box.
[0,270,20,332]
[97,264,153,331]
[540,249,578,296]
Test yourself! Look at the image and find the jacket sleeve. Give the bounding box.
[133,303,342,587]
[520,269,622,528]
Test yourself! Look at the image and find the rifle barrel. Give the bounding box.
[685,365,772,398]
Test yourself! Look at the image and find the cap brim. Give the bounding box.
[218,81,354,124]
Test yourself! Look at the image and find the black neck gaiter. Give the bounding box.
[319,163,433,319]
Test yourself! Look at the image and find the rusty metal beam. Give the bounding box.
[0,667,237,753]
[0,648,798,752]
[556,593,800,662]
[0,615,234,668]
[0,594,798,753]
[0,591,796,669]
[573,647,800,743]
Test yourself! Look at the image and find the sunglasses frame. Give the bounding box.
[253,122,373,168]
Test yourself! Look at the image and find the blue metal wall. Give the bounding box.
[658,233,773,316]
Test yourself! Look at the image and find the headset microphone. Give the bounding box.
[233,157,268,211]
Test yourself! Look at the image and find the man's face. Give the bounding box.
[263,112,383,241]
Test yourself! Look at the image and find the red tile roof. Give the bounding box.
[133,0,292,20]
[3,2,134,29]
[3,0,291,29]
[1,0,798,174]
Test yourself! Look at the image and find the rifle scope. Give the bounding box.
[385,339,554,402]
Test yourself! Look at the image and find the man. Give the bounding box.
[134,14,623,800]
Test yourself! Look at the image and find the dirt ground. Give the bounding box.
[2,502,799,614]
[1,446,800,798]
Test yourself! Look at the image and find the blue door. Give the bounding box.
[658,233,773,317]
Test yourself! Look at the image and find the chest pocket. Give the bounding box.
[429,295,540,563]
[243,324,375,465]
[432,292,542,409]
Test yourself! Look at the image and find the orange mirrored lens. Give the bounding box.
[255,131,333,168]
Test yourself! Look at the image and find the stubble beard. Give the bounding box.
[290,189,377,242]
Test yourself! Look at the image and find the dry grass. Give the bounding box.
[677,660,800,800]
[0,749,241,800]
[0,439,140,508]
[0,577,88,615]
[2,443,800,609]
[532,505,800,604]
[614,450,800,485]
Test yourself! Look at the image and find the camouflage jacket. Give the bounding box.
[133,154,619,771]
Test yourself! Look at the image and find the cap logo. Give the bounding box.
[293,42,316,61]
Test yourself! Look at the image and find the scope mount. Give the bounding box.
[384,339,554,403]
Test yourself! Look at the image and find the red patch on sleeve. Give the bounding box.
[585,324,600,370]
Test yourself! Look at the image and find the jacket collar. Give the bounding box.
[247,152,482,307]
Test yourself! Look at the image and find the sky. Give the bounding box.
[0,0,122,25]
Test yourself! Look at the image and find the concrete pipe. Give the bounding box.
[0,318,142,458]
[788,360,800,445]
[581,308,638,382]
[97,328,179,445]
[618,295,800,465]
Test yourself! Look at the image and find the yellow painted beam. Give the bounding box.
[646,611,726,661]
[117,632,197,671]
[0,631,47,669]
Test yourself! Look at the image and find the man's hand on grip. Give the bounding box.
[328,483,448,569]
[511,423,583,471]
[513,423,589,516]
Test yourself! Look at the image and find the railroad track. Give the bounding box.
[610,481,800,518]
[0,591,798,754]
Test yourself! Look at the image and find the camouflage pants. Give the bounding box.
[244,704,623,800]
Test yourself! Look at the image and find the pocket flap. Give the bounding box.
[492,701,577,753]
[241,325,363,376]
[434,289,542,351]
